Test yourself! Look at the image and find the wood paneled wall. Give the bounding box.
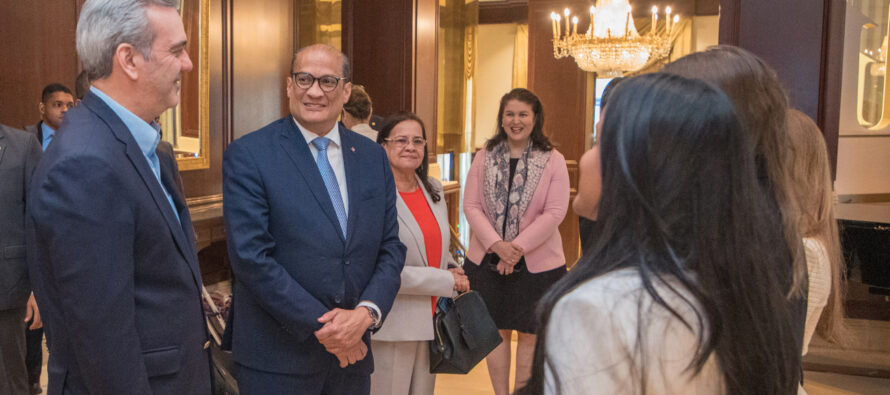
[0,0,81,129]
[342,0,438,146]
[719,0,846,175]
[230,0,296,141]
[528,0,593,266]
[182,0,298,199]
[0,0,299,200]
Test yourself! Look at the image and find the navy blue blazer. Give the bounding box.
[223,117,405,375]
[26,92,210,395]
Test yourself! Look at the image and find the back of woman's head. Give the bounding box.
[785,110,832,237]
[662,46,787,158]
[521,73,800,395]
[596,74,754,254]
[784,109,847,344]
[663,45,805,297]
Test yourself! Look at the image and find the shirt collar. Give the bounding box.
[40,122,55,139]
[292,117,340,148]
[90,86,160,158]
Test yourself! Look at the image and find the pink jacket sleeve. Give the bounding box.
[511,152,570,253]
[463,150,502,251]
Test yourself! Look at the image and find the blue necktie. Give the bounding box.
[311,137,347,238]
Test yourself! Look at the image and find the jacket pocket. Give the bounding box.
[143,346,182,378]
[0,245,27,297]
[4,244,25,259]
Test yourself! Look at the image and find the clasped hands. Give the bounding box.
[314,308,373,368]
[490,241,524,276]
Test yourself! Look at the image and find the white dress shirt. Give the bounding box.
[294,117,349,216]
[292,117,381,326]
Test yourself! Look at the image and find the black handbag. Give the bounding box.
[429,291,503,374]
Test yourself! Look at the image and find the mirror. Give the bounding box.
[856,2,890,130]
[158,0,210,170]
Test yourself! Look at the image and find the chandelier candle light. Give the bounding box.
[551,0,678,77]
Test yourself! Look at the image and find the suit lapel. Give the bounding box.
[424,181,451,267]
[278,118,345,243]
[36,121,44,145]
[83,93,198,278]
[0,129,6,167]
[341,125,361,244]
[396,192,429,267]
[158,150,202,285]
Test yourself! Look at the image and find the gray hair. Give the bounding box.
[291,44,351,80]
[76,0,178,81]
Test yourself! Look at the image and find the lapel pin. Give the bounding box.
[351,147,355,152]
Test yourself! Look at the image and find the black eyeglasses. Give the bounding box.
[291,72,348,92]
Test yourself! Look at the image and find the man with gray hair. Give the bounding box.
[26,0,210,393]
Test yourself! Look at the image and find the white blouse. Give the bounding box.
[801,237,831,355]
[544,268,724,394]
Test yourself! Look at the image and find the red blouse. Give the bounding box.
[399,187,442,313]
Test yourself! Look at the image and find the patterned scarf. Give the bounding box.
[482,141,551,242]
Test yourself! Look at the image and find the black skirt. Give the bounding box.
[464,255,566,334]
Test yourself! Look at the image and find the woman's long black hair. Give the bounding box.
[376,111,440,202]
[519,73,800,394]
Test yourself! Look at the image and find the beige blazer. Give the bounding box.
[373,177,455,342]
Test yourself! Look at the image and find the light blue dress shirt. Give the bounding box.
[40,122,55,151]
[89,87,180,223]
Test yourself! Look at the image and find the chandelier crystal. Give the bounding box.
[551,0,679,77]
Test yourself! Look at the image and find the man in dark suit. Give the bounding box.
[0,124,41,395]
[22,82,75,395]
[25,84,75,153]
[223,44,406,394]
[26,0,210,394]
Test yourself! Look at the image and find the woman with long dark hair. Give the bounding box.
[463,88,570,394]
[370,112,469,395]
[520,73,801,394]
[663,47,808,340]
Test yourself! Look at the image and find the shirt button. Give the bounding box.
[345,260,350,265]
[334,296,342,304]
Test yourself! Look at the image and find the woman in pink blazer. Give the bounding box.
[463,88,570,395]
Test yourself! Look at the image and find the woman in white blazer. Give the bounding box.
[371,112,470,395]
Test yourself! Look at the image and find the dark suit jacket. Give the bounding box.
[26,92,210,395]
[223,118,405,376]
[0,124,41,311]
[24,121,46,145]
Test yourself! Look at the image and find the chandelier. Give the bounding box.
[551,0,679,77]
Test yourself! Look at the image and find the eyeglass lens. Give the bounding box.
[293,72,341,92]
[392,137,426,146]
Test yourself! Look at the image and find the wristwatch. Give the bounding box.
[363,305,380,329]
